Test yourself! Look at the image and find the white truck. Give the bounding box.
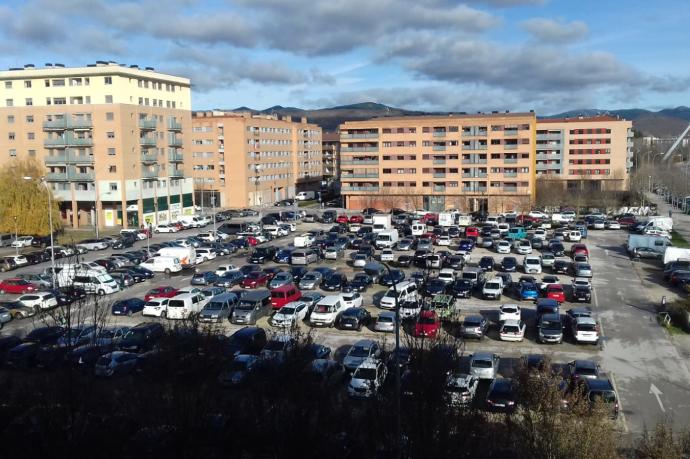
[140,256,183,274]
[644,217,673,232]
[438,212,456,227]
[663,247,690,265]
[456,215,472,227]
[294,233,315,248]
[626,235,672,256]
[372,215,392,233]
[157,246,196,267]
[375,229,399,249]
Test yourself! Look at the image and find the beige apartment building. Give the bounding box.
[191,111,322,208]
[0,62,194,229]
[535,116,634,191]
[339,113,537,213]
[322,132,340,179]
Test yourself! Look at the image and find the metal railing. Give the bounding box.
[140,152,158,162]
[341,146,379,152]
[139,119,157,130]
[340,133,379,139]
[43,118,93,130]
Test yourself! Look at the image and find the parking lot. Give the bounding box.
[1,210,689,433]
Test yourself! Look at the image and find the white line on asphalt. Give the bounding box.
[592,285,606,351]
[609,371,629,433]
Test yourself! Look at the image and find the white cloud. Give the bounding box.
[521,18,589,43]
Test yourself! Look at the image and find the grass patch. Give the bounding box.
[671,230,690,248]
[57,228,120,245]
[666,323,687,336]
[297,200,319,208]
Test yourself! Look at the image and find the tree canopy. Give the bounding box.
[0,159,62,236]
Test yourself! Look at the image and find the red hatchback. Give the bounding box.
[144,286,178,301]
[336,215,349,224]
[414,310,440,338]
[349,215,364,224]
[0,278,38,294]
[465,227,479,238]
[545,284,566,303]
[242,271,269,289]
[571,243,589,258]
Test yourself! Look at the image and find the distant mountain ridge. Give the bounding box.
[217,103,690,138]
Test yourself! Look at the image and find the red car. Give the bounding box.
[242,271,269,289]
[465,227,479,238]
[144,286,178,301]
[349,215,364,224]
[420,213,438,224]
[246,236,259,247]
[422,232,439,244]
[270,284,302,309]
[545,284,566,303]
[617,216,636,227]
[571,243,589,258]
[0,278,38,294]
[414,310,440,338]
[336,215,349,224]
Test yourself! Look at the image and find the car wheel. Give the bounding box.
[164,268,171,274]
[98,289,105,296]
[161,311,167,319]
[127,310,132,317]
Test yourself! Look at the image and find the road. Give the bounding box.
[1,216,689,433]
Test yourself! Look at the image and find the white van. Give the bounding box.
[309,295,345,327]
[411,223,425,237]
[379,281,419,310]
[485,216,500,227]
[295,191,316,201]
[140,256,183,274]
[165,292,208,320]
[72,273,120,295]
[156,246,196,267]
[294,233,315,248]
[375,229,399,249]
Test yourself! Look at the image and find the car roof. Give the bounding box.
[584,378,614,391]
[573,359,597,369]
[471,351,495,360]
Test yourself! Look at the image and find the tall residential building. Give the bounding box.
[339,113,537,213]
[191,111,322,208]
[0,62,194,229]
[535,116,634,191]
[322,132,340,179]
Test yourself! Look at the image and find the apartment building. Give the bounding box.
[0,62,194,229]
[191,111,322,208]
[536,116,633,191]
[322,132,340,179]
[339,113,537,213]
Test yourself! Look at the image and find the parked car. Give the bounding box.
[486,378,517,412]
[499,319,526,342]
[0,278,38,294]
[348,358,387,399]
[469,352,500,379]
[460,315,489,340]
[111,298,146,316]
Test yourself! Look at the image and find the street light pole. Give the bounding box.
[24,176,56,288]
[211,194,217,236]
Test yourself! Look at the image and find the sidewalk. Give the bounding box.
[646,192,690,243]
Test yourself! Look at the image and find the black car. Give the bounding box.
[128,265,155,279]
[553,260,570,275]
[111,237,135,250]
[321,211,336,223]
[111,268,145,283]
[424,278,449,296]
[24,326,64,345]
[55,286,87,306]
[6,342,41,368]
[290,266,308,284]
[480,226,493,238]
[0,335,22,364]
[350,273,373,292]
[67,344,111,371]
[396,255,413,268]
[549,243,565,257]
[410,271,426,287]
[322,273,348,291]
[571,285,592,303]
[215,271,244,288]
[273,248,294,264]
[35,344,70,369]
[478,256,495,272]
[191,271,219,286]
[93,259,117,272]
[451,279,474,298]
[501,257,517,272]
[530,237,544,250]
[486,378,517,413]
[119,322,165,353]
[224,326,267,357]
[249,247,276,264]
[22,251,47,265]
[335,307,372,331]
[380,269,405,286]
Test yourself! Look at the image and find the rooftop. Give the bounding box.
[538,115,627,123]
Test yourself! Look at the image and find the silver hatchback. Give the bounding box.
[469,351,500,380]
[374,311,397,333]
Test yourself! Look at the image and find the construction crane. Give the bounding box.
[661,123,690,161]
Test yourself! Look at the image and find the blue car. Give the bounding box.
[458,239,475,251]
[191,271,219,286]
[214,271,244,288]
[274,249,294,264]
[111,298,146,316]
[519,282,539,301]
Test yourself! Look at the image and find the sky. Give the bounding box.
[1,0,689,114]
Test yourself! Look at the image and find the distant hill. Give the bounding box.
[218,103,690,137]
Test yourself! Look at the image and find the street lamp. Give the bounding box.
[211,193,217,236]
[12,216,18,255]
[24,176,56,289]
[254,164,262,207]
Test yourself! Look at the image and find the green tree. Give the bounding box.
[0,159,62,236]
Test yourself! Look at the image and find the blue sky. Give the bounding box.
[0,0,688,114]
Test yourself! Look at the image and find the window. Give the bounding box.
[4,81,11,88]
[8,132,15,140]
[5,99,13,107]
[44,79,50,87]
[107,148,116,156]
[24,80,31,88]
[108,165,117,173]
[28,150,36,157]
[105,95,113,103]
[54,97,66,105]
[9,149,16,157]
[106,132,115,139]
[109,182,118,191]
[104,76,112,85]
[25,98,32,106]
[52,79,65,87]
[6,115,14,123]
[26,115,33,123]
[27,132,35,140]
[106,112,114,121]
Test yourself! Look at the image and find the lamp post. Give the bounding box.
[254,164,262,207]
[13,216,18,255]
[24,176,56,289]
[211,194,217,236]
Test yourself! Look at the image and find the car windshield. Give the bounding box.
[315,304,332,313]
[280,307,295,316]
[237,301,256,311]
[354,368,377,380]
[378,316,393,323]
[419,315,436,325]
[541,320,561,331]
[464,319,481,327]
[589,390,616,403]
[485,282,501,290]
[303,274,317,281]
[349,346,370,357]
[577,323,597,332]
[471,359,493,368]
[206,302,223,310]
[247,272,263,280]
[502,325,520,333]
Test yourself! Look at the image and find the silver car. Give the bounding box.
[268,272,293,289]
[343,339,381,372]
[374,311,397,333]
[469,351,500,380]
[299,271,323,290]
[291,249,318,266]
[573,262,593,278]
[397,239,414,251]
[0,306,12,327]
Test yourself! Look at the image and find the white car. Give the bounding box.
[606,221,621,230]
[18,292,58,310]
[76,239,109,251]
[9,255,29,266]
[499,319,526,342]
[341,291,363,308]
[215,264,239,277]
[380,249,395,262]
[644,227,670,238]
[352,253,369,268]
[195,248,217,262]
[523,256,542,274]
[456,250,472,264]
[539,221,552,229]
[498,304,521,322]
[592,220,606,230]
[176,287,202,296]
[46,245,75,257]
[11,236,34,248]
[348,224,361,233]
[438,268,456,284]
[437,235,451,246]
[197,232,218,243]
[571,317,600,344]
[270,301,308,327]
[528,211,548,219]
[154,223,178,233]
[533,229,547,241]
[496,240,511,254]
[572,277,592,290]
[142,298,168,317]
[515,240,532,255]
[281,222,297,232]
[348,358,387,399]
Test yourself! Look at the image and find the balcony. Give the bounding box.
[46,172,68,181]
[142,167,160,179]
[537,133,562,141]
[139,119,157,130]
[168,151,184,162]
[43,117,93,130]
[432,131,446,137]
[503,186,519,193]
[536,163,560,171]
[168,166,184,177]
[168,120,183,131]
[140,137,157,147]
[433,172,446,178]
[69,171,94,182]
[45,153,67,164]
[432,158,446,165]
[44,134,93,148]
[342,186,380,192]
[536,153,562,160]
[462,173,488,178]
[503,172,518,177]
[140,152,158,163]
[168,136,183,147]
[341,159,379,165]
[462,186,488,193]
[340,133,378,139]
[503,129,519,136]
[462,144,487,151]
[504,158,518,164]
[341,146,378,152]
[433,185,446,192]
[432,145,446,151]
[504,144,518,150]
[461,158,487,164]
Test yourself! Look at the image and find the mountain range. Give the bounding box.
[221,102,690,138]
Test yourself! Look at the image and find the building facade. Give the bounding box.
[535,116,634,191]
[322,132,340,179]
[0,62,194,229]
[339,113,537,213]
[191,111,322,208]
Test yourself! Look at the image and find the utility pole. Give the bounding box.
[13,216,18,255]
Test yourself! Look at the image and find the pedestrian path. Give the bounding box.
[646,192,690,243]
